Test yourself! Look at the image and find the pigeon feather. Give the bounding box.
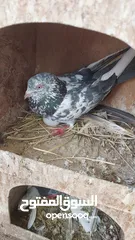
[25,47,135,127]
[93,104,135,126]
[82,114,134,137]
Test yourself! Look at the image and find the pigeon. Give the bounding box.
[24,47,135,134]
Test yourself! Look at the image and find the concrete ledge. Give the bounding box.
[0,150,135,239]
[0,223,49,240]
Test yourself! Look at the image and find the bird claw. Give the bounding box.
[51,126,69,136]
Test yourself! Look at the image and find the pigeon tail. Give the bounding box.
[87,47,129,72]
[101,48,135,82]
[116,54,135,84]
[94,104,135,126]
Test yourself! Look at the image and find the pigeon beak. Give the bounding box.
[24,92,31,99]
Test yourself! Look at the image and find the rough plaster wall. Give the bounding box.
[0,24,36,131]
[36,23,127,74]
[9,186,27,214]
[0,0,135,49]
[0,233,19,240]
[0,151,134,240]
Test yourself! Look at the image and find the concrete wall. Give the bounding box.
[0,151,135,240]
[0,24,36,131]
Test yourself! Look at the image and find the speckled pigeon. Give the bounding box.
[24,47,135,130]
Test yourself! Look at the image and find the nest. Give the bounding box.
[1,109,135,185]
[5,109,135,240]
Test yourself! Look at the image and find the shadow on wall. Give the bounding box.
[0,22,133,132]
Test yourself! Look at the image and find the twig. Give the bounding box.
[48,137,74,152]
[72,130,99,141]
[7,135,46,141]
[109,142,135,174]
[46,156,115,165]
[33,147,59,156]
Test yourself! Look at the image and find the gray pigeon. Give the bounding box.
[24,47,135,128]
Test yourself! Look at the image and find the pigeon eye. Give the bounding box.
[36,84,43,89]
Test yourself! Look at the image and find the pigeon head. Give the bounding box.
[25,73,53,98]
[24,73,67,116]
[25,72,67,99]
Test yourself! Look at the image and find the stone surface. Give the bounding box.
[0,151,135,240]
[0,233,19,240]
[0,24,36,131]
[0,0,135,49]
